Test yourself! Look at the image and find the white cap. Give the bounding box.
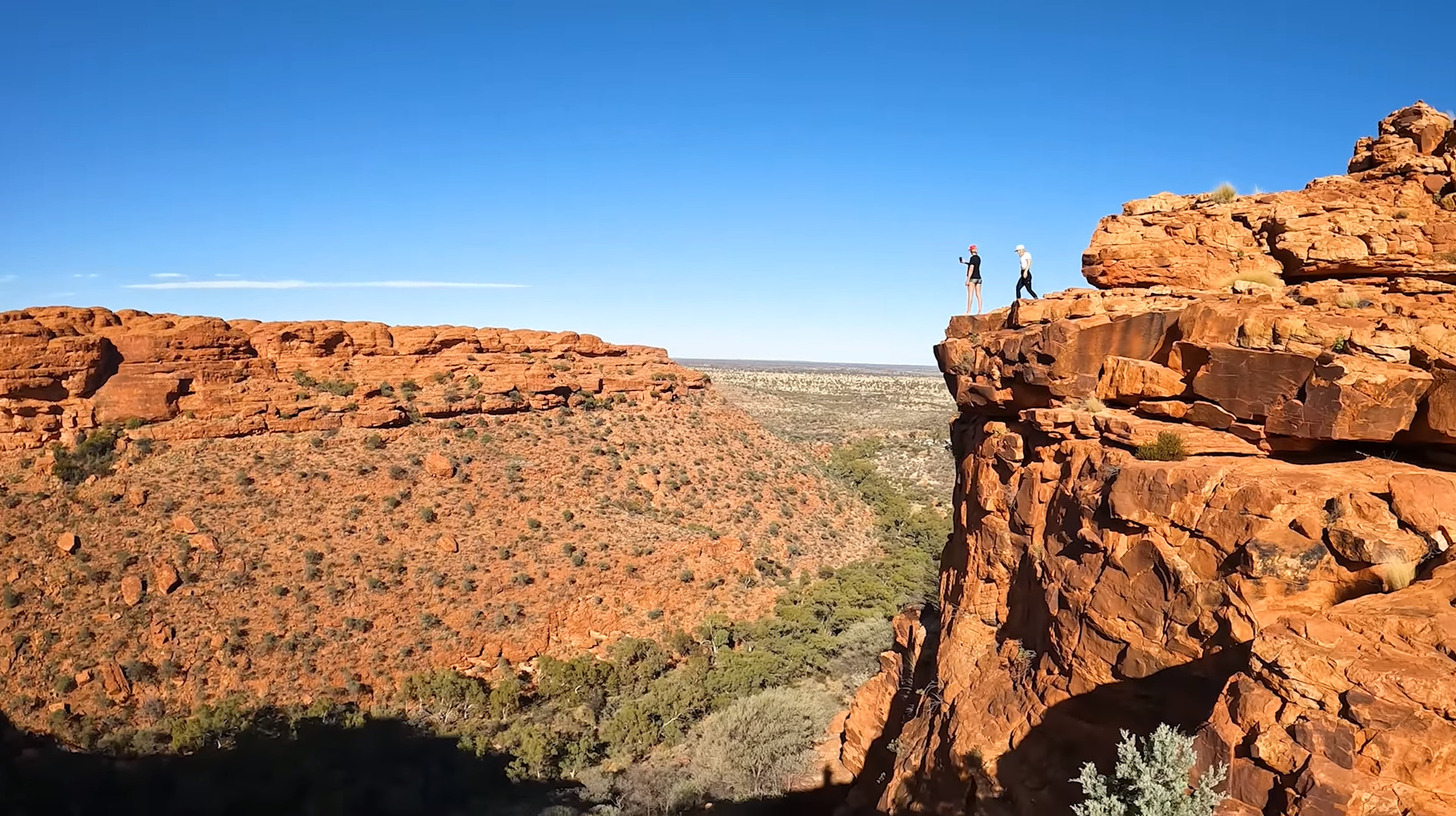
[1015,245,1025,251]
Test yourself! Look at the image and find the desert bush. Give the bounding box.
[169,695,256,752]
[687,687,838,800]
[1073,723,1227,816]
[52,424,122,485]
[364,433,385,450]
[1375,559,1417,592]
[615,760,702,816]
[1135,432,1187,462]
[1208,183,1237,204]
[1070,396,1108,413]
[829,617,894,678]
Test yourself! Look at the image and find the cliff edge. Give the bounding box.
[0,307,703,451]
[841,103,1456,815]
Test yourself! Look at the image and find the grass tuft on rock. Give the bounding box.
[1208,183,1237,204]
[1135,432,1188,462]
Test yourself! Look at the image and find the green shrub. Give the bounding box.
[1073,724,1227,816]
[1208,183,1236,204]
[52,425,122,485]
[1135,432,1187,462]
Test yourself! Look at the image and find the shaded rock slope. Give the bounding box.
[839,103,1456,815]
[0,309,879,736]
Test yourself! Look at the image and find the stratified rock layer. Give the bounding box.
[0,306,704,451]
[1084,102,1456,290]
[841,103,1456,816]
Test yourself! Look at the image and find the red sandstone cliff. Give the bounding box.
[0,307,702,451]
[840,103,1456,815]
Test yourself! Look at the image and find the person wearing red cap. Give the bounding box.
[959,244,983,314]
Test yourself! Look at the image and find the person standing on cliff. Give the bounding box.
[959,244,983,314]
[1015,245,1038,299]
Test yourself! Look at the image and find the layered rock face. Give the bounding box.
[0,307,703,450]
[1085,101,1456,290]
[842,104,1456,815]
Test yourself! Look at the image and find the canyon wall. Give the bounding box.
[841,103,1456,815]
[0,306,704,451]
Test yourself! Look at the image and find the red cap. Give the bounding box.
[968,244,977,251]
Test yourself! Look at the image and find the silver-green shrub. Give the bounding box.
[1072,724,1227,816]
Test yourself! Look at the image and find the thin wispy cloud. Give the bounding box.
[73,273,100,279]
[214,273,239,278]
[150,273,187,279]
[126,279,526,291]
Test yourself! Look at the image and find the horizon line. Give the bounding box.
[124,280,528,291]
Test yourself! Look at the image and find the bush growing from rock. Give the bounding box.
[1135,432,1187,462]
[1208,183,1237,203]
[1073,723,1227,816]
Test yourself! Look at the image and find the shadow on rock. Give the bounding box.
[991,643,1250,815]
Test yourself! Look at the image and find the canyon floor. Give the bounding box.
[683,360,954,507]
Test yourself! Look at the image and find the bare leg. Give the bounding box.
[972,281,982,314]
[965,281,972,315]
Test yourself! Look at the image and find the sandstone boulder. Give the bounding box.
[153,563,181,595]
[56,532,79,555]
[1266,356,1432,441]
[120,575,145,606]
[98,660,130,701]
[423,451,455,479]
[1095,357,1186,403]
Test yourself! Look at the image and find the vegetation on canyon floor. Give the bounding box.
[7,434,948,814]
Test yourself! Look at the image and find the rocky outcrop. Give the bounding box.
[843,104,1456,815]
[939,281,1456,455]
[0,307,705,451]
[1084,102,1456,290]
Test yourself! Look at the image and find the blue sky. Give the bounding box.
[2,1,1452,363]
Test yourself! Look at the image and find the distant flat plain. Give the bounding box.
[680,359,956,505]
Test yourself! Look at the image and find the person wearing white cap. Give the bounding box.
[1014,245,1038,300]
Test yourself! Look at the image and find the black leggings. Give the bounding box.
[1016,275,1038,299]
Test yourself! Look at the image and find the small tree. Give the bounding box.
[1073,724,1227,816]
